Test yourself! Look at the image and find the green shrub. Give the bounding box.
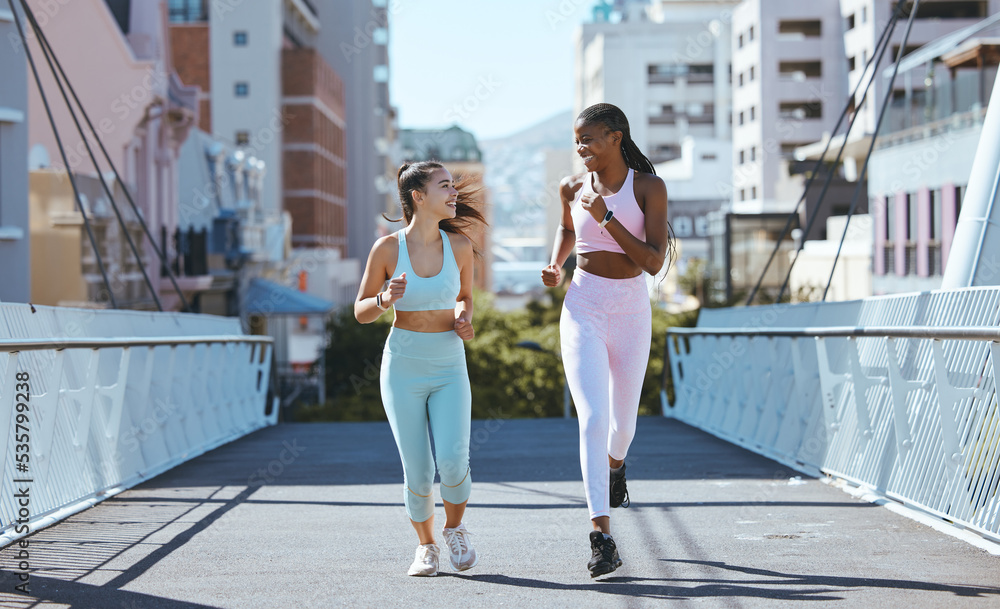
[298,287,698,421]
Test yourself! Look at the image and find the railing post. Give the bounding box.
[884,337,920,455]
[931,340,971,471]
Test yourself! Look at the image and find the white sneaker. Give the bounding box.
[442,523,478,571]
[407,543,439,577]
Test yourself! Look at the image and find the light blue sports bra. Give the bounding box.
[391,228,461,312]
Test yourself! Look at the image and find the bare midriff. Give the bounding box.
[578,251,643,280]
[393,309,457,333]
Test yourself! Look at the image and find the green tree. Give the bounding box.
[299,287,698,421]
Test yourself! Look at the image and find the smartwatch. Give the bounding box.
[599,210,614,228]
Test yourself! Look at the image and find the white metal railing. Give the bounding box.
[0,303,275,546]
[663,287,1000,546]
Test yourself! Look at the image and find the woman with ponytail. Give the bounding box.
[355,161,487,577]
[541,103,673,578]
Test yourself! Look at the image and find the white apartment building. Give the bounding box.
[730,0,847,214]
[576,0,737,166]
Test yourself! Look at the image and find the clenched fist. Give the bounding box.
[541,263,562,287]
[454,315,474,340]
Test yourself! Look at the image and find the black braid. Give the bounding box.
[577,103,656,175]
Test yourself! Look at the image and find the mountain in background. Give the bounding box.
[481,109,575,150]
[479,109,575,238]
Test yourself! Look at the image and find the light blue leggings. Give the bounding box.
[380,328,472,522]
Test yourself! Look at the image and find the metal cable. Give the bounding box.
[746,6,900,305]
[19,1,192,312]
[19,0,163,311]
[776,6,902,302]
[7,0,117,308]
[823,0,924,301]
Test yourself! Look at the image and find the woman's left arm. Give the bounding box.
[603,174,669,275]
[453,234,475,340]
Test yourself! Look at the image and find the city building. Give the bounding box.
[0,6,29,302]
[24,0,199,309]
[730,0,847,213]
[316,0,395,259]
[395,126,493,291]
[168,0,349,257]
[841,0,1000,138]
[576,0,737,166]
[792,1,1000,297]
[866,16,999,294]
[169,0,361,398]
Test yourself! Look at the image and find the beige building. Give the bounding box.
[29,171,152,307]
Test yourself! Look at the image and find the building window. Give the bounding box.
[740,189,746,201]
[861,6,868,23]
[234,82,249,97]
[750,146,756,162]
[738,33,744,48]
[234,31,248,46]
[650,144,682,163]
[690,64,714,83]
[848,55,857,72]
[779,101,822,120]
[235,131,250,146]
[168,0,207,23]
[749,26,755,41]
[751,186,757,199]
[648,63,713,85]
[374,65,389,83]
[738,111,745,126]
[846,13,856,31]
[779,61,822,80]
[701,153,717,161]
[739,149,745,164]
[738,72,744,87]
[749,66,755,81]
[907,194,918,242]
[780,142,810,158]
[750,106,756,121]
[902,1,987,19]
[778,19,822,38]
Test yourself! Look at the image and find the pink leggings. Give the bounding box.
[560,268,651,519]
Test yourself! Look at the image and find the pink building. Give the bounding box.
[25,0,198,310]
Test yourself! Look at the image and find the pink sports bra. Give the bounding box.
[572,168,645,254]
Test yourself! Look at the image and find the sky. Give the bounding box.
[388,0,602,141]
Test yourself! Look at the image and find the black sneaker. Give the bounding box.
[587,531,622,578]
[610,464,630,508]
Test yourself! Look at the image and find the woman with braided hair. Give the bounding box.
[356,161,486,577]
[541,103,673,578]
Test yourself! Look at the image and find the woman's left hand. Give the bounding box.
[454,316,474,340]
[578,178,608,222]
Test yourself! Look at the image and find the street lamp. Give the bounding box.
[515,340,572,419]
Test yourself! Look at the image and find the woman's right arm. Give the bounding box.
[355,236,391,324]
[542,176,580,287]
